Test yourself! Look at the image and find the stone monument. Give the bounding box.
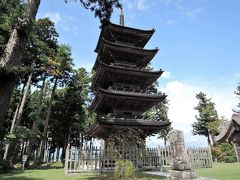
[168,130,198,180]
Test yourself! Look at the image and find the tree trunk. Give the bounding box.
[3,71,33,160]
[15,71,33,127]
[0,0,41,145]
[211,133,217,146]
[26,73,46,160]
[207,133,211,147]
[79,132,83,149]
[56,146,60,162]
[38,77,58,162]
[0,77,15,155]
[62,128,69,161]
[0,0,41,66]
[0,82,25,159]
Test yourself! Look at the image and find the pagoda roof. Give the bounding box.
[95,21,155,51]
[88,116,170,139]
[92,61,163,91]
[216,114,240,143]
[93,39,158,70]
[89,88,166,115]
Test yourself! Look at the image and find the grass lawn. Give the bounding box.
[195,162,240,180]
[0,162,166,180]
[1,162,240,180]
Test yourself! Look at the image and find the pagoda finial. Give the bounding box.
[120,5,124,26]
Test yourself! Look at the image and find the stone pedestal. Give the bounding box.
[168,130,198,180]
[169,170,198,180]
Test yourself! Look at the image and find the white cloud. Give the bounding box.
[41,12,75,32]
[185,8,203,18]
[147,80,236,147]
[123,0,149,10]
[43,12,62,25]
[233,73,240,79]
[166,19,178,26]
[162,70,171,78]
[136,0,148,10]
[156,0,205,19]
[158,0,180,5]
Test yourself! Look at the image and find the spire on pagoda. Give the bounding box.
[120,6,124,26]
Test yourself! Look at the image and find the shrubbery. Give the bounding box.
[114,160,136,179]
[211,143,237,163]
[0,159,13,173]
[224,156,237,163]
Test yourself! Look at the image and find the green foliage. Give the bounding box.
[145,92,172,145]
[192,92,219,145]
[225,156,237,163]
[27,18,58,68]
[5,126,42,142]
[114,160,136,178]
[0,159,13,173]
[66,0,121,23]
[211,146,222,161]
[124,160,136,177]
[218,143,237,163]
[234,83,240,113]
[212,143,237,163]
[0,0,25,55]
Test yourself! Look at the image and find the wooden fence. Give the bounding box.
[64,145,212,173]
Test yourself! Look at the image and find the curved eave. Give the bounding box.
[91,61,163,91]
[93,39,158,69]
[109,22,155,35]
[99,88,166,100]
[95,21,155,52]
[216,114,240,143]
[99,61,163,75]
[97,38,158,54]
[97,117,170,127]
[89,88,166,112]
[87,116,170,138]
[216,121,232,143]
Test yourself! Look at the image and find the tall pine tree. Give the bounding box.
[234,83,240,113]
[192,92,219,146]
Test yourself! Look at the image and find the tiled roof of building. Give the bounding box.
[216,114,240,142]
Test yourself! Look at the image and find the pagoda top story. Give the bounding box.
[95,21,155,51]
[93,21,159,71]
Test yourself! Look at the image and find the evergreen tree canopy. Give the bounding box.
[192,92,219,145]
[66,0,121,23]
[234,83,240,113]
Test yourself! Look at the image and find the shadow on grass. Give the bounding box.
[70,172,166,180]
[0,170,42,180]
[0,175,42,180]
[25,162,64,170]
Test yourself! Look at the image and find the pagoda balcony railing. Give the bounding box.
[108,86,156,95]
[110,63,151,72]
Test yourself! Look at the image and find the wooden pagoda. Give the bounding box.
[88,20,170,146]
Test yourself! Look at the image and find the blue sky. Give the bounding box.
[37,0,240,147]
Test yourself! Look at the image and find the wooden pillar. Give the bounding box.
[233,143,240,162]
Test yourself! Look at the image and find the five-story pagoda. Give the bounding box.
[88,16,170,150]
